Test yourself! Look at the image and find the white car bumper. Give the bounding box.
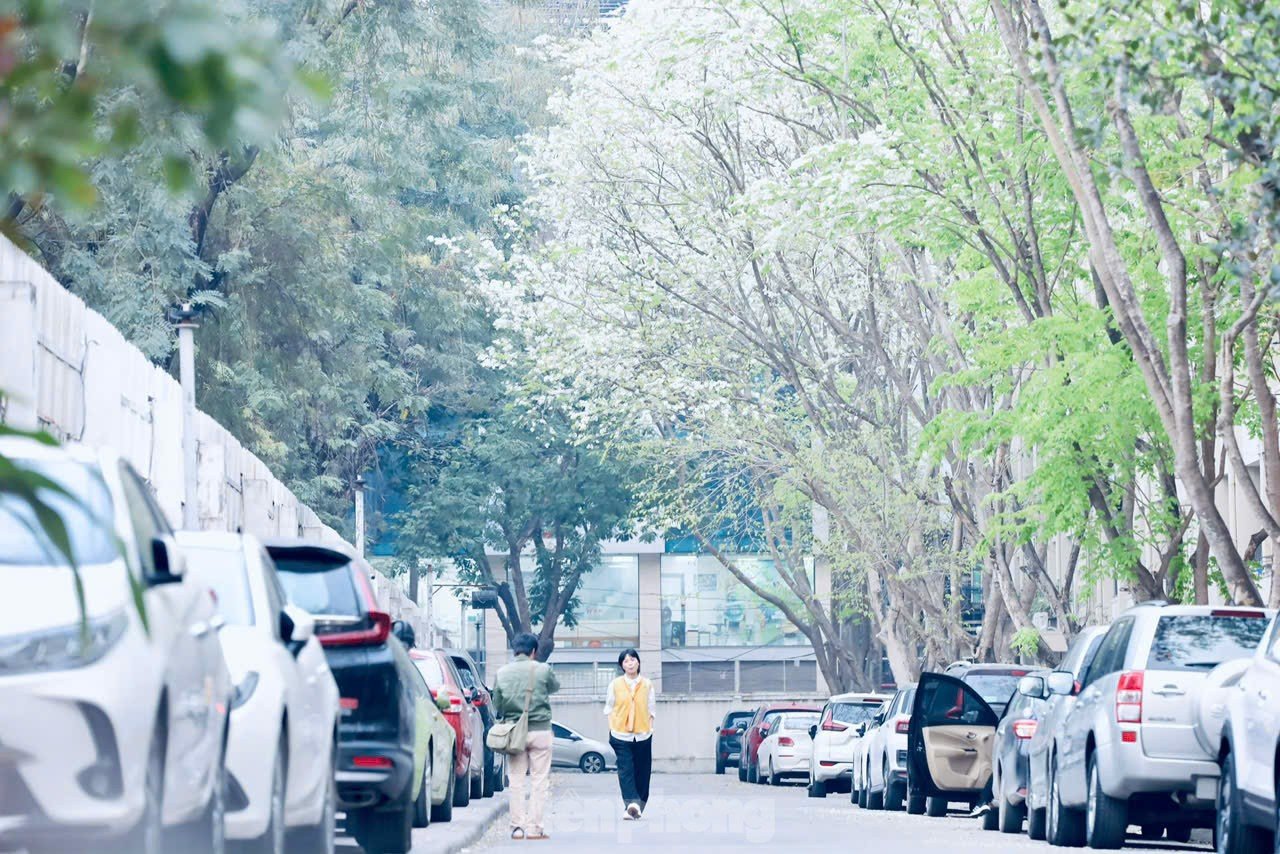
[0,630,158,845]
[224,679,284,840]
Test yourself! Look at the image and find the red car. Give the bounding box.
[411,649,486,808]
[738,703,821,784]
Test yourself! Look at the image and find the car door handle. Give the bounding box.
[965,732,977,740]
[190,621,211,638]
[1152,686,1186,697]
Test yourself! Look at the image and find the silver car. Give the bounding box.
[551,721,617,773]
[1048,603,1272,849]
[1025,625,1108,842]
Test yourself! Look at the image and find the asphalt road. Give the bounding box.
[463,772,1214,853]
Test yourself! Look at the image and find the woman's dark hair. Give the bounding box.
[512,633,539,657]
[617,648,641,669]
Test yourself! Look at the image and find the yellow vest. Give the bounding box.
[609,676,652,735]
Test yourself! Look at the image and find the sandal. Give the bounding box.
[511,827,527,840]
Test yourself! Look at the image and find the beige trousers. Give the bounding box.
[508,729,553,833]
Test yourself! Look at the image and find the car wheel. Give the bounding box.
[769,760,782,786]
[738,761,747,782]
[580,752,606,774]
[430,761,455,824]
[983,805,1001,831]
[809,778,826,798]
[171,735,227,854]
[481,747,495,798]
[1085,754,1126,850]
[1047,755,1085,847]
[285,745,335,854]
[907,792,926,815]
[470,757,484,800]
[859,785,869,809]
[453,763,471,808]
[491,754,505,794]
[999,782,1025,833]
[354,800,412,854]
[413,741,432,828]
[1218,752,1269,854]
[1028,807,1047,841]
[250,741,287,854]
[1166,824,1191,843]
[926,796,948,817]
[885,762,905,811]
[867,784,885,810]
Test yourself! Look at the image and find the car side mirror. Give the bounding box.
[281,604,314,646]
[808,724,818,739]
[1018,675,1047,699]
[1046,671,1075,696]
[147,535,186,585]
[854,723,867,736]
[391,620,416,649]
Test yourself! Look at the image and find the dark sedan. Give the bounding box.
[715,710,753,774]
[988,671,1051,834]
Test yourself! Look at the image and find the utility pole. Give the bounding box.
[353,474,366,557]
[173,304,200,529]
[424,562,435,648]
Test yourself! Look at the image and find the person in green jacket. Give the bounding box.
[491,633,560,840]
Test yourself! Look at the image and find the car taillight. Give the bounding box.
[1116,671,1144,723]
[1210,609,1266,618]
[339,697,359,711]
[778,737,794,747]
[352,755,393,769]
[822,720,849,732]
[1012,719,1038,740]
[319,610,391,647]
[895,716,910,734]
[720,727,737,736]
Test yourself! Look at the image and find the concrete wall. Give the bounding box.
[549,693,826,773]
[0,235,351,551]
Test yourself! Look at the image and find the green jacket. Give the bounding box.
[491,655,560,732]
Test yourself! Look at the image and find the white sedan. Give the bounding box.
[178,531,341,854]
[757,713,820,785]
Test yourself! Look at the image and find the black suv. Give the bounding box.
[715,709,754,774]
[266,540,432,854]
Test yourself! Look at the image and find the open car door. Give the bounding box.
[908,672,999,799]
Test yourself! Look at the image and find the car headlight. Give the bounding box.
[231,671,260,710]
[0,609,129,676]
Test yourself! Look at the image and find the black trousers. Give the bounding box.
[610,735,652,808]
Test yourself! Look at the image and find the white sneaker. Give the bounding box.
[626,802,642,820]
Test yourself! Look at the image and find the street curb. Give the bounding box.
[442,792,509,854]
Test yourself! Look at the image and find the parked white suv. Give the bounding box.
[858,684,916,811]
[0,439,232,854]
[177,531,341,854]
[1216,612,1280,854]
[808,692,887,797]
[1047,602,1272,849]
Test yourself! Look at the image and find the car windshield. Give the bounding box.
[414,655,446,688]
[727,713,752,728]
[1147,615,1270,671]
[965,674,1022,705]
[272,557,361,621]
[832,702,882,725]
[0,460,118,566]
[181,545,255,626]
[452,661,478,690]
[780,714,819,731]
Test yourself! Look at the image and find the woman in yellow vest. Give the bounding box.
[604,647,656,819]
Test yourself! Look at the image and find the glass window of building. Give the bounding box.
[660,554,808,647]
[540,554,639,649]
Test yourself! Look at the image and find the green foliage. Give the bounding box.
[1010,627,1041,660]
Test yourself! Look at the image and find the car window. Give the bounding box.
[964,674,1022,705]
[260,551,286,640]
[780,714,819,731]
[552,723,572,739]
[919,678,997,726]
[762,710,783,727]
[1073,631,1107,681]
[118,465,164,574]
[405,651,430,700]
[1147,614,1270,671]
[414,654,446,689]
[894,688,915,715]
[182,544,255,625]
[831,702,881,725]
[0,459,117,565]
[1086,619,1133,685]
[727,712,752,728]
[452,660,478,690]
[273,559,362,619]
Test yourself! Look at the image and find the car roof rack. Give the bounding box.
[1131,599,1169,607]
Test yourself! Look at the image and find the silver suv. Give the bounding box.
[1046,603,1272,849]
